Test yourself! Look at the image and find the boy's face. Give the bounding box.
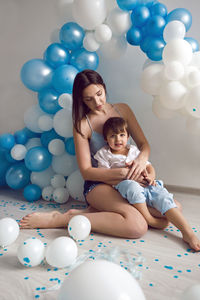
[106,128,129,153]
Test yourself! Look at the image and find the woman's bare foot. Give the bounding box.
[182,230,200,252]
[19,211,69,229]
[148,216,169,229]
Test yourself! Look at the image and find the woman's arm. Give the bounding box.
[116,103,150,180]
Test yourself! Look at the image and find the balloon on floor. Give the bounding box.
[1,0,200,201]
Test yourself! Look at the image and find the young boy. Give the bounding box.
[94,117,200,251]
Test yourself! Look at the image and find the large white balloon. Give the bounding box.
[68,215,91,241]
[162,39,193,66]
[53,108,73,138]
[141,64,164,96]
[99,35,127,59]
[164,60,185,81]
[152,97,177,119]
[48,138,65,156]
[24,104,44,133]
[58,93,72,109]
[66,169,85,202]
[107,7,131,36]
[30,166,55,188]
[0,218,19,247]
[163,20,186,43]
[73,0,107,30]
[52,152,78,176]
[58,259,146,300]
[185,86,200,118]
[181,284,200,300]
[45,236,78,268]
[94,24,112,43]
[190,51,200,68]
[51,174,66,188]
[159,81,187,110]
[42,185,54,201]
[83,32,100,52]
[11,144,27,160]
[38,115,53,131]
[17,238,45,267]
[53,187,69,203]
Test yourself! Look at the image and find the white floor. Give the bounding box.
[0,188,199,300]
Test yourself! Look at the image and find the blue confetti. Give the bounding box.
[164,266,173,270]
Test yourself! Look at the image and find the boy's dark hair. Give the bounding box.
[103,117,129,140]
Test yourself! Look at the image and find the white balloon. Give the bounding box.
[190,51,200,68]
[58,93,72,109]
[0,218,19,247]
[51,174,66,188]
[73,0,107,30]
[53,187,69,203]
[45,236,78,268]
[48,138,65,156]
[152,97,177,119]
[53,108,73,138]
[164,60,185,81]
[185,86,200,118]
[66,169,85,202]
[42,185,54,201]
[24,104,44,133]
[142,58,163,70]
[68,215,91,241]
[52,152,78,176]
[94,24,112,43]
[186,117,200,135]
[38,115,53,131]
[181,284,200,300]
[159,81,187,110]
[163,20,186,43]
[11,144,27,160]
[186,69,200,88]
[140,64,164,96]
[83,32,100,52]
[162,39,193,66]
[58,260,146,300]
[25,138,42,150]
[17,238,45,267]
[31,166,55,188]
[107,7,131,36]
[99,35,127,59]
[106,0,117,12]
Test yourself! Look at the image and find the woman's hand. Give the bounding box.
[125,157,147,181]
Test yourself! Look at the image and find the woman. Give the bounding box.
[20,69,180,238]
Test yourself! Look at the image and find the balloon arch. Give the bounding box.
[0,0,199,201]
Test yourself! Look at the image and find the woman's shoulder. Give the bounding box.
[74,116,91,139]
[114,102,133,119]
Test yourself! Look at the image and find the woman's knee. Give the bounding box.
[124,210,148,239]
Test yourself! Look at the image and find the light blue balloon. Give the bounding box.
[184,37,199,52]
[0,149,12,186]
[25,146,52,172]
[60,22,85,50]
[0,133,15,150]
[41,129,64,148]
[6,162,30,190]
[140,35,152,53]
[23,184,42,202]
[52,64,79,94]
[147,15,166,36]
[65,137,75,155]
[150,2,167,17]
[38,88,61,114]
[126,26,142,46]
[14,129,29,145]
[147,38,166,61]
[166,8,192,32]
[117,0,139,11]
[20,59,53,92]
[43,43,70,68]
[70,49,99,71]
[131,5,150,27]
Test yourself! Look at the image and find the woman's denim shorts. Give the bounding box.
[83,180,104,205]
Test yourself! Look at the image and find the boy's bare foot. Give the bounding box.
[148,216,169,229]
[182,231,200,252]
[19,211,69,229]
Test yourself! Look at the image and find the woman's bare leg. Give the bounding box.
[20,184,148,239]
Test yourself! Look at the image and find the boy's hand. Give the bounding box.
[142,170,156,186]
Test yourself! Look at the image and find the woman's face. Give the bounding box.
[82,84,106,113]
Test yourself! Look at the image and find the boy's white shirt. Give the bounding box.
[94,144,150,169]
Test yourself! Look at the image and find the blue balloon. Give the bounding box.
[0,133,15,150]
[60,22,85,50]
[126,27,142,46]
[38,88,61,114]
[5,151,17,163]
[23,184,42,202]
[65,137,75,155]
[140,35,152,53]
[147,38,166,61]
[24,128,41,139]
[116,0,139,11]
[43,43,70,68]
[41,129,64,148]
[166,8,192,32]
[6,162,30,190]
[52,64,79,94]
[184,37,199,52]
[131,5,150,27]
[147,15,166,36]
[0,149,12,186]
[150,2,167,17]
[14,129,29,145]
[25,146,52,172]
[70,49,99,71]
[20,59,53,92]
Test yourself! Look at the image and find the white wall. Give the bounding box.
[0,0,199,189]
